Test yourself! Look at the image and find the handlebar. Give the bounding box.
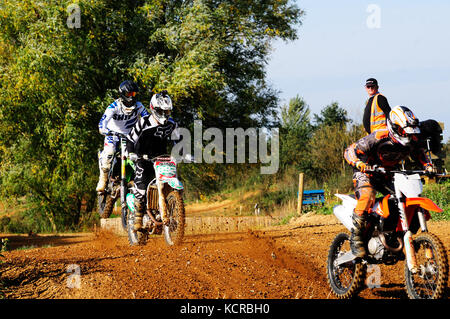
[367,168,444,178]
[391,170,447,178]
[106,132,128,138]
[128,154,195,163]
[365,166,387,174]
[129,154,173,163]
[389,169,426,174]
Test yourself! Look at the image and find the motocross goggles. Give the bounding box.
[155,108,171,118]
[125,91,137,97]
[392,123,420,137]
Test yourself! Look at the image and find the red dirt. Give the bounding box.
[1,214,449,299]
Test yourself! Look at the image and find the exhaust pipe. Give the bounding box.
[146,209,163,226]
[378,233,403,253]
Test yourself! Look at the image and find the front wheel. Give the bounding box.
[327,233,366,299]
[126,204,148,246]
[163,191,185,246]
[404,232,448,299]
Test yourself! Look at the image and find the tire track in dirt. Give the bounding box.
[1,229,329,299]
[1,217,448,299]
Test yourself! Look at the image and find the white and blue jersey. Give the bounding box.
[98,99,149,136]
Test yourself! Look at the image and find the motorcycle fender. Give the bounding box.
[333,194,357,231]
[333,204,354,231]
[374,195,391,218]
[396,199,435,232]
[335,251,358,267]
[167,178,184,190]
[405,197,443,213]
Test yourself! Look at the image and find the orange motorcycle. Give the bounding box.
[327,168,448,299]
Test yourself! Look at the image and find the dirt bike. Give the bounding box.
[125,154,185,246]
[327,168,448,299]
[97,132,134,230]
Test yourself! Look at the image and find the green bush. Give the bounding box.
[422,179,450,221]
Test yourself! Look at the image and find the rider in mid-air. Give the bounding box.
[344,105,434,258]
[125,90,179,232]
[96,80,149,193]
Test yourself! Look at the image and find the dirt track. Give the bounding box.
[1,214,449,299]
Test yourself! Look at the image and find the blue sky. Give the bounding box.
[266,0,450,141]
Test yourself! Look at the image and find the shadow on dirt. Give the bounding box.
[0,252,135,297]
[0,234,88,251]
[369,283,409,299]
[368,283,450,299]
[182,232,246,245]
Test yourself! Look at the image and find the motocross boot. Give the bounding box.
[350,212,367,258]
[133,199,144,231]
[96,169,109,193]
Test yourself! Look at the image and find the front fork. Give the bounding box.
[398,194,431,274]
[120,137,128,217]
[396,188,418,273]
[418,207,434,260]
[157,181,169,225]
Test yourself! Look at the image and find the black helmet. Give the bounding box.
[118,80,139,111]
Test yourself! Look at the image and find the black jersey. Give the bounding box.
[126,115,179,158]
[344,129,430,169]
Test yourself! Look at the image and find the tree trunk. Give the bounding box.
[45,210,57,233]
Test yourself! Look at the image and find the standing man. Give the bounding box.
[362,78,391,134]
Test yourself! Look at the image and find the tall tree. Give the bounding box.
[313,101,350,128]
[279,95,312,170]
[280,96,310,130]
[309,123,365,181]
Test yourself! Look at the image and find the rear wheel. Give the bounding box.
[163,191,185,246]
[327,233,366,299]
[405,232,448,299]
[97,192,116,219]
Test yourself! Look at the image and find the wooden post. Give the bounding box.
[297,173,304,215]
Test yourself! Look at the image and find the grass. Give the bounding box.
[199,172,450,223]
[14,244,53,251]
[422,179,450,221]
[277,212,297,225]
[1,238,9,252]
[311,178,450,220]
[183,168,353,220]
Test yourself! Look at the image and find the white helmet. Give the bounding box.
[150,90,173,124]
[387,106,421,146]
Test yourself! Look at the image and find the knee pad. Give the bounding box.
[133,187,146,202]
[355,186,376,215]
[99,147,115,171]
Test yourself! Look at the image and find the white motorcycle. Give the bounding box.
[125,155,185,246]
[327,168,448,299]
